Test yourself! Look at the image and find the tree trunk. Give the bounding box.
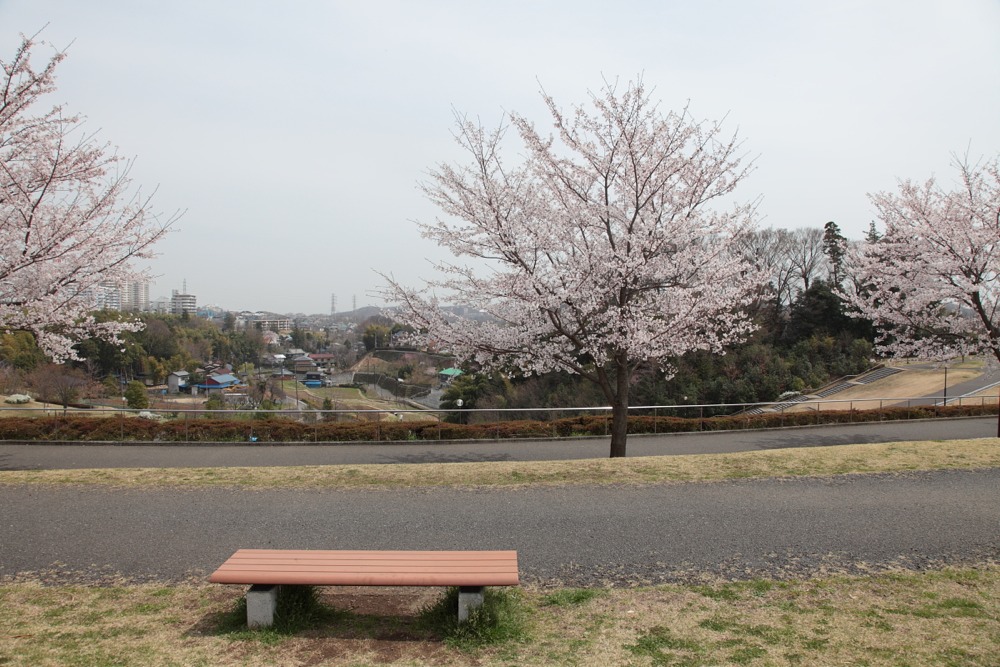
[608,358,630,458]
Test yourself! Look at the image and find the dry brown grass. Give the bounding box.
[283,382,433,422]
[789,362,985,412]
[1,438,998,491]
[2,567,997,666]
[966,386,1000,403]
[0,396,123,418]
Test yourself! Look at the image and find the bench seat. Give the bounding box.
[210,549,519,627]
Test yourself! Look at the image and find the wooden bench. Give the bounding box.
[209,549,520,628]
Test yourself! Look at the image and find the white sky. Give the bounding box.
[2,0,999,314]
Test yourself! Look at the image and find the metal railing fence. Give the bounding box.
[0,393,996,442]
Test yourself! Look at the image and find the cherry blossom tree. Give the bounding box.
[1,34,174,361]
[846,155,1000,367]
[381,80,763,457]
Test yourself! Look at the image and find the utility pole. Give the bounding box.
[942,364,947,406]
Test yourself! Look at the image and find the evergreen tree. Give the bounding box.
[822,221,848,287]
[124,380,149,409]
[865,221,882,243]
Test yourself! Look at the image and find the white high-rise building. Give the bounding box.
[170,289,197,315]
[94,282,122,311]
[122,281,150,312]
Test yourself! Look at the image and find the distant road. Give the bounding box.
[0,417,994,471]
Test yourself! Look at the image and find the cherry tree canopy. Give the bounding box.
[1,35,173,361]
[382,80,762,457]
[846,156,1000,364]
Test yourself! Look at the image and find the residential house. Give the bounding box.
[308,353,336,372]
[197,373,242,395]
[291,355,317,375]
[167,370,190,394]
[438,368,463,384]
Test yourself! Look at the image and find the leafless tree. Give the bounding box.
[27,364,93,412]
[0,363,23,395]
[787,227,829,295]
[737,227,798,307]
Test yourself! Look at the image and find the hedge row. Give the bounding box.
[0,403,994,442]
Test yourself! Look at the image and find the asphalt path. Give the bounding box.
[2,469,997,586]
[0,417,995,470]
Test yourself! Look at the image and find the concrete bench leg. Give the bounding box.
[246,584,280,628]
[457,586,485,622]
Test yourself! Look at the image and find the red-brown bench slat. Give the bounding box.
[209,549,520,587]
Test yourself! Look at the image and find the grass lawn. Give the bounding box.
[2,437,998,490]
[2,437,999,665]
[1,567,997,666]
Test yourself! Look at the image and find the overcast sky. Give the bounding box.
[2,0,999,315]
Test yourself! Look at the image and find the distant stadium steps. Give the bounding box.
[743,365,904,414]
[851,366,903,385]
[743,394,809,415]
[814,382,854,398]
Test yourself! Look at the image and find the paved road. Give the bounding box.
[1,469,997,586]
[914,364,1000,406]
[0,417,995,470]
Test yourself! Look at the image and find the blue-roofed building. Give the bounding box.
[195,373,243,394]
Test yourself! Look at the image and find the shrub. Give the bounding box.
[124,381,149,409]
[0,402,993,442]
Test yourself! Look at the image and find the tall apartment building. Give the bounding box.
[122,281,150,312]
[170,290,197,315]
[93,282,122,311]
[84,280,150,312]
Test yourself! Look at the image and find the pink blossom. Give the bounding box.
[381,79,764,456]
[845,155,1000,364]
[1,34,175,361]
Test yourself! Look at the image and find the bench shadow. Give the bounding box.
[186,586,448,643]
